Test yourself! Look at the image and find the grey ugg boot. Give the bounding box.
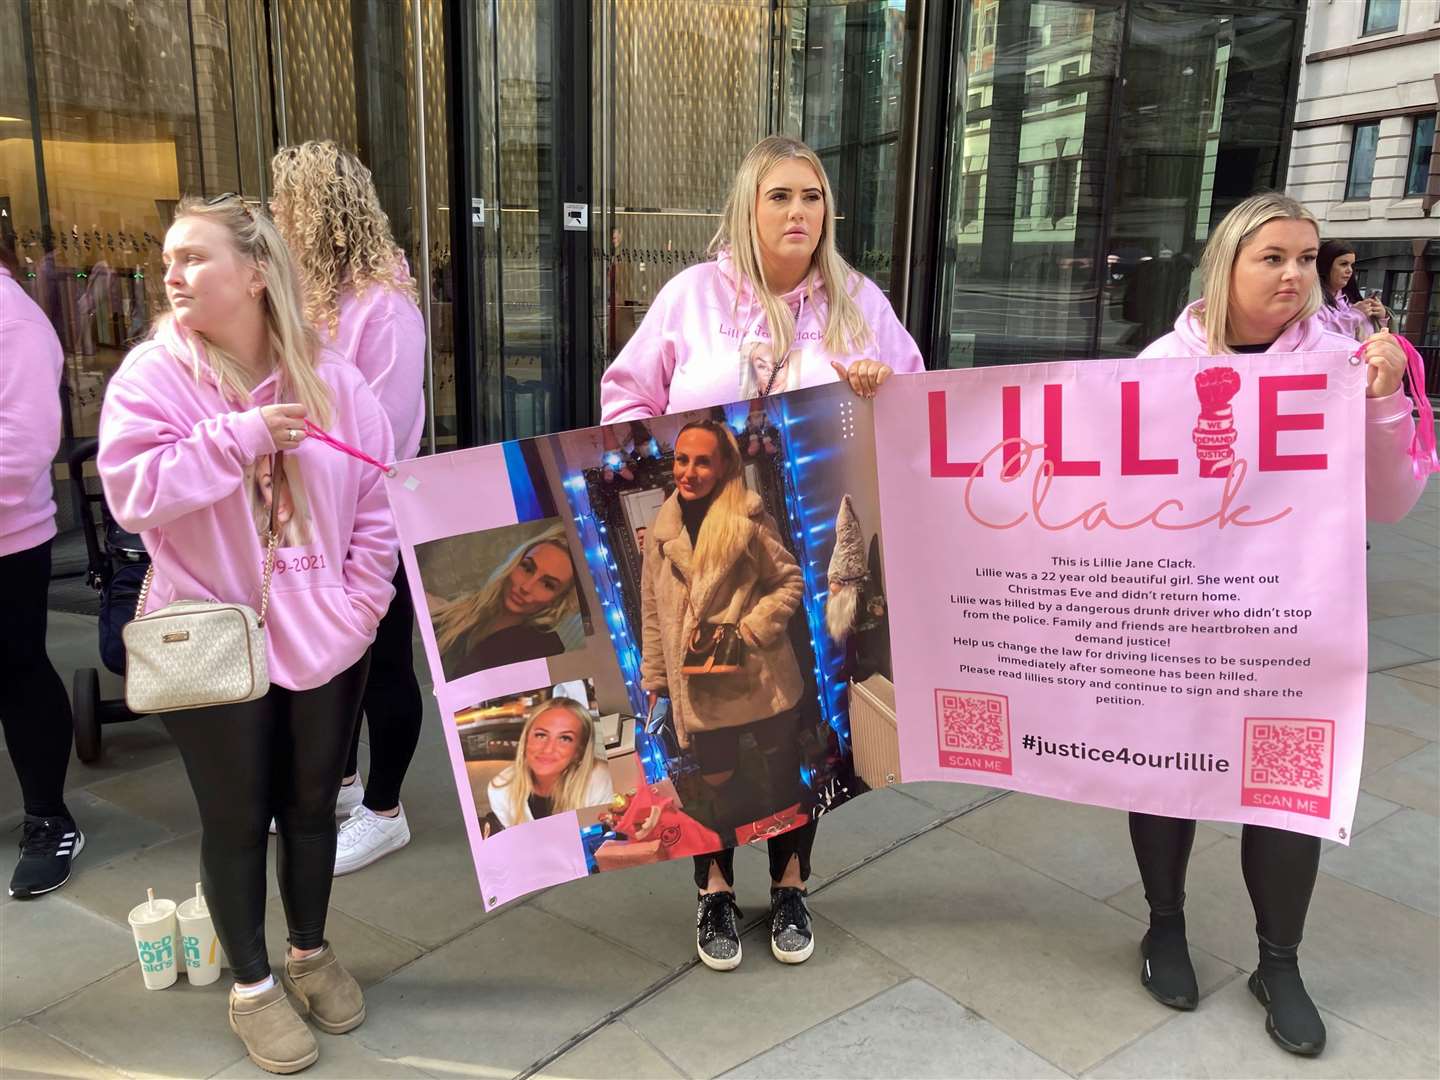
[228,982,318,1074]
[282,943,366,1034]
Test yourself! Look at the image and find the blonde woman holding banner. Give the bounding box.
[601,135,924,970]
[1130,191,1423,1056]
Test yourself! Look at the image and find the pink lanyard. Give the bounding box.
[1354,336,1438,479]
[303,419,397,477]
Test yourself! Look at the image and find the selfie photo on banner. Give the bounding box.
[385,349,1427,908]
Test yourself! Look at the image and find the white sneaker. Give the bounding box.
[333,805,410,875]
[335,778,365,819]
[270,779,365,835]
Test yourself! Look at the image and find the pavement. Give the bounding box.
[1,477,1436,1080]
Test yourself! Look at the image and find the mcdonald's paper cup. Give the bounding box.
[127,897,178,990]
[176,894,222,986]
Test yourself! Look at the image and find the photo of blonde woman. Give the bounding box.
[424,520,584,681]
[485,697,614,832]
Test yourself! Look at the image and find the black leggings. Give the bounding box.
[0,540,73,819]
[343,564,422,811]
[1129,811,1320,946]
[689,712,816,890]
[163,653,369,984]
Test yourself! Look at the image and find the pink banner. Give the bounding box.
[384,350,1370,909]
[876,351,1367,841]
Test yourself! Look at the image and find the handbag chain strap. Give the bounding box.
[133,450,284,627]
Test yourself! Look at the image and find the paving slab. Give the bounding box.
[537,1020,685,1080]
[1370,614,1440,661]
[722,977,1066,1079]
[950,793,1225,902]
[1361,742,1439,816]
[1366,673,1440,741]
[1108,838,1440,1057]
[1367,575,1440,619]
[1388,660,1438,688]
[84,757,204,837]
[893,781,1003,815]
[809,828,1235,1076]
[212,1030,432,1079]
[1365,552,1437,585]
[534,853,756,970]
[1360,720,1428,776]
[1319,808,1440,916]
[0,897,132,1025]
[0,1020,128,1080]
[1364,525,1435,557]
[1368,633,1431,672]
[30,966,254,1078]
[802,784,944,885]
[1085,974,1440,1079]
[352,904,668,1078]
[626,913,907,1079]
[325,813,494,951]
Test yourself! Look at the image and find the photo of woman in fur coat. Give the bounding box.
[638,418,818,966]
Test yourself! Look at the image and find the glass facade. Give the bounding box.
[1,0,1306,466]
[934,0,1304,367]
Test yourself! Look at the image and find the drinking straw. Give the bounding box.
[146,887,155,916]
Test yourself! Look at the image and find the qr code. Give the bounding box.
[1243,717,1334,797]
[936,690,1010,756]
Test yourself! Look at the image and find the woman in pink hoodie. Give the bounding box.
[600,135,925,971]
[1130,192,1422,1058]
[271,141,426,877]
[0,234,84,901]
[98,196,397,1074]
[1315,238,1388,341]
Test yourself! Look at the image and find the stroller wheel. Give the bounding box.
[72,668,102,763]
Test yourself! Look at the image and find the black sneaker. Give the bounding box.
[769,886,814,964]
[1249,939,1326,1056]
[9,815,85,899]
[696,891,743,971]
[1140,928,1198,1010]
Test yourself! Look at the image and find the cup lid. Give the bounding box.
[127,897,177,924]
[176,896,211,920]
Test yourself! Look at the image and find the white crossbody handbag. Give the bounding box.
[121,453,282,714]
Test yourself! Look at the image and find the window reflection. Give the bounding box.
[941,0,1301,367]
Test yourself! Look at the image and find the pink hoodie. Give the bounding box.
[1315,294,1373,342]
[98,325,398,690]
[0,265,64,558]
[331,278,426,461]
[599,250,924,421]
[1140,301,1424,523]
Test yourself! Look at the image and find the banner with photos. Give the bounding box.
[384,351,1369,909]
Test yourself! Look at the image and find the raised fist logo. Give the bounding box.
[1193,366,1241,478]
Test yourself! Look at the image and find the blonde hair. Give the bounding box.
[431,523,580,655]
[494,697,600,823]
[676,420,754,581]
[709,135,871,367]
[155,196,331,427]
[1195,192,1323,354]
[269,140,417,338]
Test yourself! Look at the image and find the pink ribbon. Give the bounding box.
[1355,336,1438,479]
[303,419,397,477]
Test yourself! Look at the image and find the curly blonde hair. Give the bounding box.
[269,140,417,338]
